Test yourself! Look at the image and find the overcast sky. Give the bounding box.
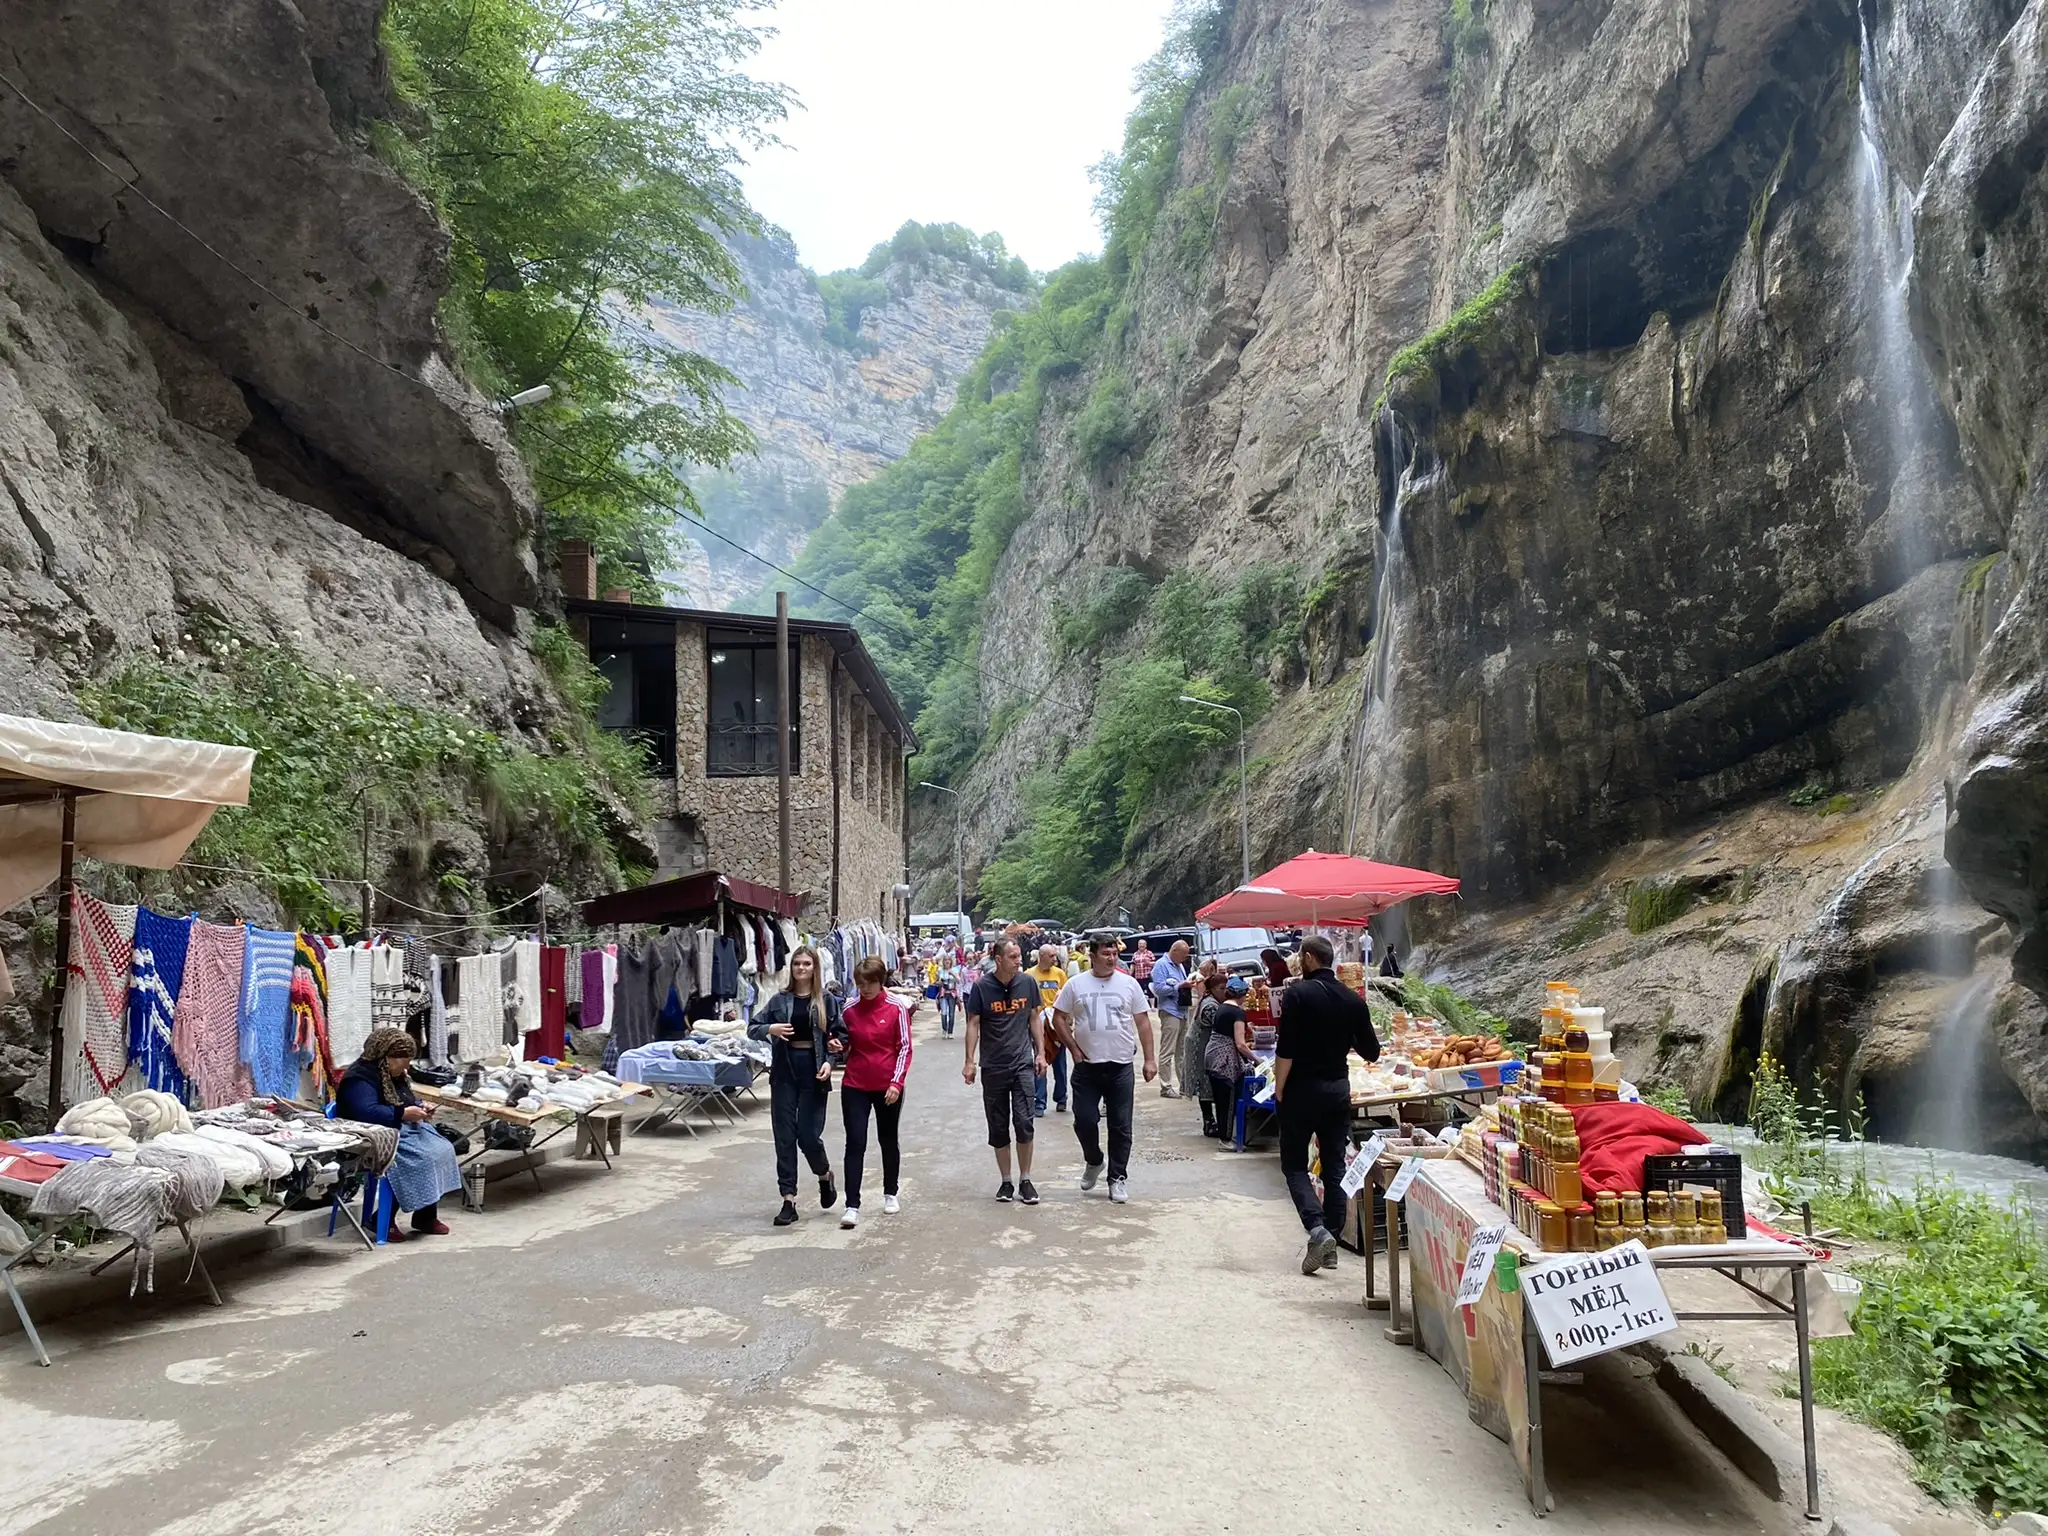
[738,0,1180,274]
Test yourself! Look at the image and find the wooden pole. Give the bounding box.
[44,790,76,1122]
[775,590,792,899]
[828,651,842,925]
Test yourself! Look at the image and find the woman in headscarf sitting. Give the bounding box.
[336,1027,461,1241]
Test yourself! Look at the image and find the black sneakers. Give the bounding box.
[774,1200,798,1227]
[1019,1179,1040,1206]
[996,1180,1015,1202]
[819,1175,837,1210]
[1302,1226,1340,1274]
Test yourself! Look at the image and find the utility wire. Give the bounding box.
[0,65,1029,774]
[0,68,455,403]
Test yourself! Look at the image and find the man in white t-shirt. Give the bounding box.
[1049,935,1157,1204]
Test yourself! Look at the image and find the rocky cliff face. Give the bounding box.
[921,0,2048,1158]
[629,230,1029,607]
[0,0,612,1119]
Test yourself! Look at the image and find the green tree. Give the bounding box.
[377,0,788,591]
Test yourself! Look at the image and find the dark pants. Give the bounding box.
[770,1047,831,1199]
[1279,1076,1352,1235]
[1034,1044,1069,1112]
[982,1066,1036,1147]
[841,1085,902,1208]
[1071,1060,1134,1181]
[1208,1073,1241,1140]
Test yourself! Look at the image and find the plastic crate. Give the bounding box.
[1642,1151,1746,1239]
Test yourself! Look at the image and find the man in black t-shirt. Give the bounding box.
[964,938,1047,1204]
[1273,935,1381,1275]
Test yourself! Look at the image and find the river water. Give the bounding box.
[1697,1122,2048,1228]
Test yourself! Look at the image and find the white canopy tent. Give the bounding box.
[0,714,254,1112]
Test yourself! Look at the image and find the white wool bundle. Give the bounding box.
[121,1090,194,1140]
[149,1130,267,1188]
[56,1097,134,1146]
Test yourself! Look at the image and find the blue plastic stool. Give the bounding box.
[325,1102,397,1245]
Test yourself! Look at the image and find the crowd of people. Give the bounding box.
[744,923,1385,1275]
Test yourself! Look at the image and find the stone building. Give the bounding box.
[564,570,915,930]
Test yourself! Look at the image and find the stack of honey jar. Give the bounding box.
[1591,1189,1729,1248]
[1480,1096,1590,1251]
[1530,981,1618,1106]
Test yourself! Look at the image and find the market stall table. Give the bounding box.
[401,1080,652,1210]
[0,1171,221,1368]
[1360,1156,1825,1520]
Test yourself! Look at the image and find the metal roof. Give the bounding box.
[568,598,919,753]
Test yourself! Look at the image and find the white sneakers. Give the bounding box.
[883,1194,900,1215]
[840,1206,859,1230]
[1109,1178,1129,1204]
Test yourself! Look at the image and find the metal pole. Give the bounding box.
[1792,1264,1821,1520]
[44,791,76,1122]
[955,796,964,916]
[775,590,792,898]
[1236,715,1250,885]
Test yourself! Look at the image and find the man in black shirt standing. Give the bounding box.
[1273,934,1381,1274]
[963,938,1047,1205]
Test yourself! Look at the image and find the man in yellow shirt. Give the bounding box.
[1029,944,1070,1114]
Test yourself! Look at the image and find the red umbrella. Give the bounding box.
[1196,850,1460,928]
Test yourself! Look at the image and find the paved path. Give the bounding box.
[0,1006,1792,1534]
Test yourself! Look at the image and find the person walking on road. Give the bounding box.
[1273,935,1381,1274]
[963,938,1045,1205]
[835,955,912,1228]
[1049,935,1157,1204]
[750,946,840,1227]
[1130,938,1155,990]
[936,952,960,1036]
[1028,944,1070,1115]
[1148,939,1191,1099]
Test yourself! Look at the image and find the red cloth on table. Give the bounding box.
[0,1143,69,1185]
[525,945,569,1061]
[1567,1101,1706,1193]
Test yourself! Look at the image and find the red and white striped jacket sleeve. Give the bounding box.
[891,999,914,1091]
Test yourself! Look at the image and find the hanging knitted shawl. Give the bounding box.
[174,920,251,1109]
[369,943,410,1035]
[237,926,299,1098]
[61,893,138,1099]
[289,935,339,1096]
[580,948,611,1032]
[324,944,374,1068]
[511,939,542,1040]
[127,909,193,1102]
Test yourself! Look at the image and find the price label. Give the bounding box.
[1520,1239,1678,1364]
[1455,1223,1510,1308]
[1384,1156,1423,1202]
[1340,1133,1387,1198]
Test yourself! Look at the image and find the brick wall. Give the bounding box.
[670,621,905,926]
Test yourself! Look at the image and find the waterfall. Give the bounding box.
[1909,975,2000,1154]
[1854,17,1941,570]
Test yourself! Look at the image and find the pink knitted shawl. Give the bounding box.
[173,920,253,1109]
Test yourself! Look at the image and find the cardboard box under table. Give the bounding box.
[1359,1156,1826,1520]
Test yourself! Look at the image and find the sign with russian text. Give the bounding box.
[1339,1133,1387,1198]
[1384,1156,1423,1202]
[1454,1223,1509,1307]
[1520,1239,1677,1365]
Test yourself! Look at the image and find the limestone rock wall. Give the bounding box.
[924,0,2048,1154]
[631,231,1030,607]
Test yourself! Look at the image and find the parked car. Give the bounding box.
[1197,924,1275,977]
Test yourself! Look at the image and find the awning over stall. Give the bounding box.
[1195,849,1460,929]
[0,714,254,913]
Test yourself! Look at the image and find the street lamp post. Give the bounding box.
[1180,695,1249,885]
[918,780,963,917]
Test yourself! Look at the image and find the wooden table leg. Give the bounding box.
[1384,1188,1412,1344]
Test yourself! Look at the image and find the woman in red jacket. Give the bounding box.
[832,955,913,1228]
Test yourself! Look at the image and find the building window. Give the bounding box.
[707,629,800,776]
[586,616,677,776]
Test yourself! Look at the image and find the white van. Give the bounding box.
[910,911,974,944]
[1198,923,1275,976]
